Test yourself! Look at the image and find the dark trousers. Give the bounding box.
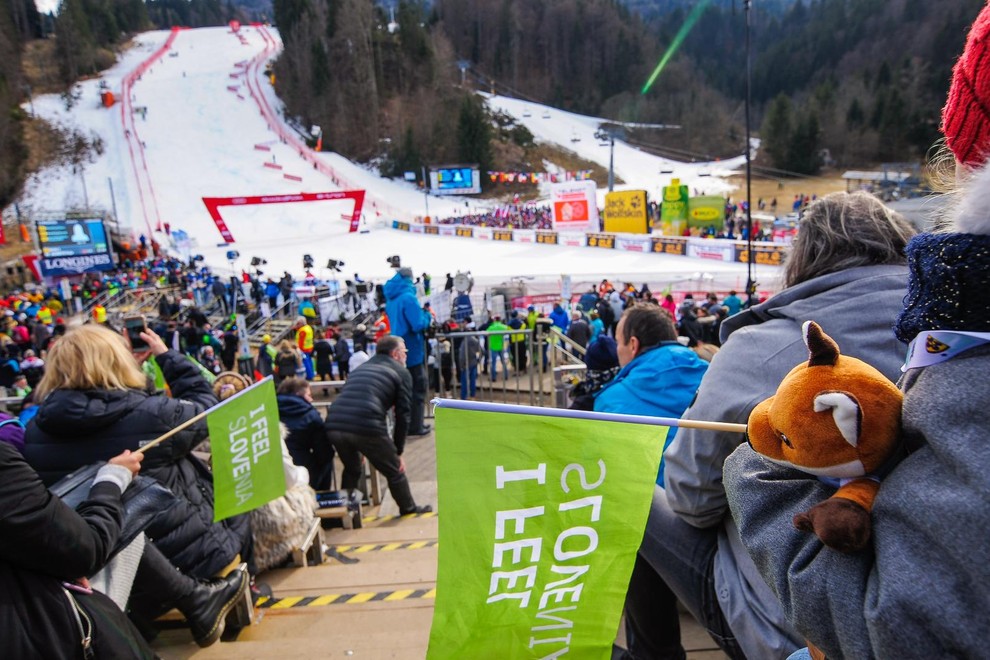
[129,543,197,621]
[511,341,527,373]
[622,487,746,660]
[407,362,427,433]
[285,432,336,491]
[328,430,417,513]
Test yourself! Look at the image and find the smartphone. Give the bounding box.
[124,315,149,351]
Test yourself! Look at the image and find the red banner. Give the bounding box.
[201,190,366,243]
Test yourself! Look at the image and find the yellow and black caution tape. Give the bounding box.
[362,511,437,523]
[258,588,436,609]
[334,540,438,554]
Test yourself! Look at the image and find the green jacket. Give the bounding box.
[487,321,509,352]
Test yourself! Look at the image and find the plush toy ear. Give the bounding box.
[803,321,839,367]
[813,391,861,447]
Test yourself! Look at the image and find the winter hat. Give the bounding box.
[942,3,990,166]
[895,161,990,342]
[398,267,414,280]
[584,336,619,372]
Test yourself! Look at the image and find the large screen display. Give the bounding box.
[37,218,115,277]
[430,165,481,195]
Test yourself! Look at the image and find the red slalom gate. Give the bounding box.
[202,190,366,243]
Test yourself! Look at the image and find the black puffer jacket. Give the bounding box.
[325,354,411,452]
[0,442,153,658]
[22,351,250,579]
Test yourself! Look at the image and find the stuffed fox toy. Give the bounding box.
[747,321,902,553]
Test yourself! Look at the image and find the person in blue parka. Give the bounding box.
[594,303,707,486]
[383,267,433,436]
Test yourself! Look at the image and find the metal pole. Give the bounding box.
[608,137,615,192]
[744,0,755,307]
[108,177,119,225]
[421,166,430,219]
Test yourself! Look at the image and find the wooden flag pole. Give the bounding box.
[134,376,275,455]
[431,399,750,434]
[134,407,212,455]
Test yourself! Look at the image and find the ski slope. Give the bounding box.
[11,26,773,292]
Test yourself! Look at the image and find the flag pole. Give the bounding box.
[135,376,274,454]
[431,399,748,434]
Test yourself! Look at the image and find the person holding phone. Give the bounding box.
[21,324,253,645]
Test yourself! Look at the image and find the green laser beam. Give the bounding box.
[642,0,713,95]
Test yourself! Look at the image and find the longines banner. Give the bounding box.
[474,227,494,240]
[515,230,536,243]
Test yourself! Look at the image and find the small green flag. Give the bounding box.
[208,378,286,522]
[428,404,664,659]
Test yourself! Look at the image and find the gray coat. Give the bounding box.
[725,343,990,659]
[662,264,909,659]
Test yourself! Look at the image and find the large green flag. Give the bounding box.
[428,403,665,659]
[208,378,286,522]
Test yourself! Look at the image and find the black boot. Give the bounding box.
[389,475,432,515]
[176,569,249,648]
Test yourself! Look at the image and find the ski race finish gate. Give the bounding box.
[202,190,366,243]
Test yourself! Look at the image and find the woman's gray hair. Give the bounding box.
[783,192,917,288]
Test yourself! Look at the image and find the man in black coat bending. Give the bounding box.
[324,335,432,515]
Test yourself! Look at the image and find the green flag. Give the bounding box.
[428,405,664,659]
[208,378,286,522]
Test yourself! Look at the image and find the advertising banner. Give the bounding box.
[616,236,652,253]
[586,233,616,249]
[474,227,493,240]
[202,190,366,242]
[650,237,687,256]
[439,225,459,237]
[603,190,648,234]
[514,230,536,244]
[208,379,286,522]
[686,240,735,262]
[734,243,787,267]
[551,181,599,233]
[659,179,689,236]
[558,232,586,248]
[428,403,664,659]
[687,196,725,229]
[37,218,115,277]
[536,232,558,245]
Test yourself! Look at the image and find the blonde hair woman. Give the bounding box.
[22,323,252,647]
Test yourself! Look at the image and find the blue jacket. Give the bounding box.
[384,272,431,367]
[594,342,707,485]
[549,304,569,332]
[264,282,280,298]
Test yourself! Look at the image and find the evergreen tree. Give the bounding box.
[761,94,793,169]
[456,95,492,175]
[788,110,823,175]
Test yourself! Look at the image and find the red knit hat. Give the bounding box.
[943,3,990,166]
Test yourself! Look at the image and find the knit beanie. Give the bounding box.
[584,335,619,371]
[942,3,990,167]
[894,160,990,342]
